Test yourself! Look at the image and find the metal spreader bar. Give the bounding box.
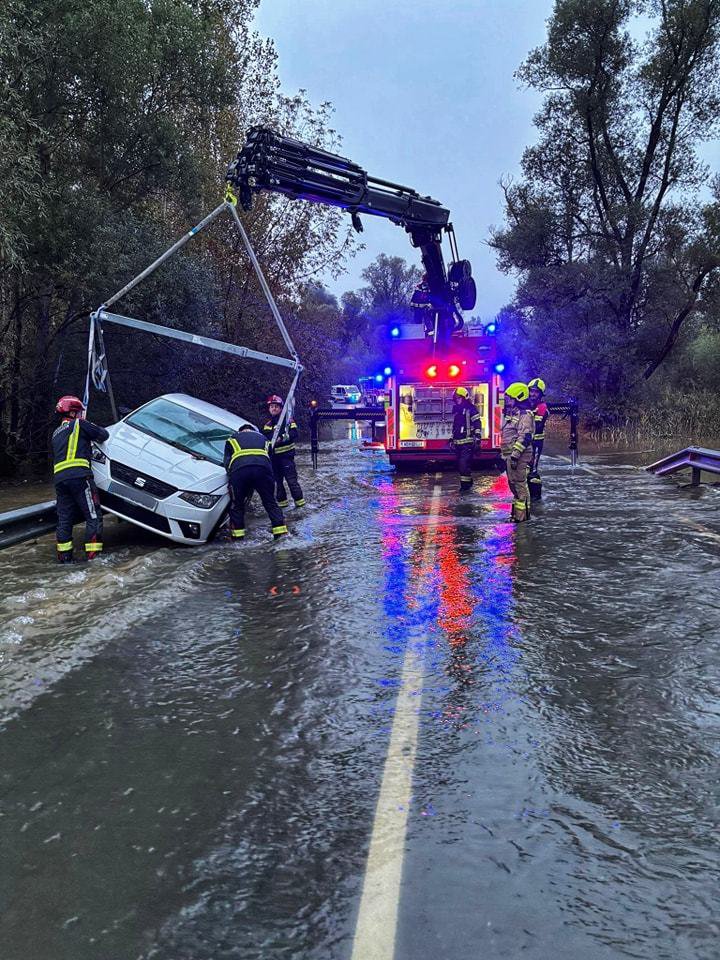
[97,311,299,370]
[226,201,299,362]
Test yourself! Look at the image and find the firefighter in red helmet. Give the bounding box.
[262,395,305,509]
[51,396,109,563]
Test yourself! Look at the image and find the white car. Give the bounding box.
[91,394,252,544]
[329,384,361,406]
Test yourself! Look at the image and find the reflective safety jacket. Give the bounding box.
[452,399,483,445]
[52,418,109,484]
[501,408,534,460]
[224,429,272,474]
[532,401,549,442]
[262,416,299,458]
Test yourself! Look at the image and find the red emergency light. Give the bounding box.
[424,362,462,380]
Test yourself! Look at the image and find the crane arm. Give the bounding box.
[225,127,476,346]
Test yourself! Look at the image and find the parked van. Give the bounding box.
[329,384,361,406]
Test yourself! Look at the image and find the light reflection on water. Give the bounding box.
[0,442,719,960]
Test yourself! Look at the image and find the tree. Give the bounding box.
[0,0,357,475]
[491,0,720,417]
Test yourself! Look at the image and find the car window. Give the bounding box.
[125,398,234,465]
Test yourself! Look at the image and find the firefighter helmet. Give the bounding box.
[528,377,546,393]
[56,395,84,415]
[504,382,530,402]
[453,387,469,399]
[266,395,283,406]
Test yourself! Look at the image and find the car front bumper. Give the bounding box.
[92,462,228,545]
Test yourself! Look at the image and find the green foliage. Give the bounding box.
[0,0,357,475]
[492,0,720,422]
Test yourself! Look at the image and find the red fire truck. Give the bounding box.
[227,127,505,473]
[384,319,504,469]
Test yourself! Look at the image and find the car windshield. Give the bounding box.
[125,398,234,465]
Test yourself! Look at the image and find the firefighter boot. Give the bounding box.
[511,498,530,523]
[56,540,74,564]
[528,471,542,501]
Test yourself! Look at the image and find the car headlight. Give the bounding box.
[91,447,107,464]
[179,491,223,509]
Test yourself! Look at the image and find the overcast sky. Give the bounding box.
[254,0,555,319]
[255,0,719,318]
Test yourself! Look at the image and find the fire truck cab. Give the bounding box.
[385,319,504,470]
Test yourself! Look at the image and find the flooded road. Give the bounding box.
[1,442,719,960]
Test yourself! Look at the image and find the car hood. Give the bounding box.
[104,422,228,492]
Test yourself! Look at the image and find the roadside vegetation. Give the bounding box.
[492,0,720,436]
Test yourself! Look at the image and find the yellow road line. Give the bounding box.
[350,482,441,960]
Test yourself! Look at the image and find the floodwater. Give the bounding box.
[1,440,719,960]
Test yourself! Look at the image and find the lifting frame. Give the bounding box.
[84,195,303,445]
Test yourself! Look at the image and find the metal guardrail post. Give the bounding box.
[310,406,319,470]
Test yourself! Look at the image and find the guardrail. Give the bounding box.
[646,447,720,485]
[0,501,57,550]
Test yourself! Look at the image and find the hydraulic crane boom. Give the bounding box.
[225,127,477,347]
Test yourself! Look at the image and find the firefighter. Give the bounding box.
[451,387,483,492]
[224,424,288,540]
[501,382,534,522]
[528,377,549,500]
[262,395,305,509]
[52,396,109,563]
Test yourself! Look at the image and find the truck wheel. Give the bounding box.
[457,276,477,311]
[449,259,472,283]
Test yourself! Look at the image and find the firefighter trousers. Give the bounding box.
[505,453,532,521]
[55,475,103,560]
[272,454,304,507]
[228,465,287,538]
[455,442,473,491]
[529,440,544,500]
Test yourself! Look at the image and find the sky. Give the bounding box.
[253,0,555,319]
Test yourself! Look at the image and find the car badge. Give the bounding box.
[135,477,146,488]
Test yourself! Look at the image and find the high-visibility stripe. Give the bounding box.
[274,443,295,454]
[277,500,289,507]
[54,420,90,473]
[56,540,73,552]
[54,458,90,473]
[459,475,472,481]
[513,499,527,509]
[228,437,269,468]
[231,528,245,538]
[85,542,103,552]
[294,498,305,507]
[272,525,288,535]
[454,438,474,445]
[534,432,545,440]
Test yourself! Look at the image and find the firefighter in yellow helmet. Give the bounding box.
[528,377,549,500]
[501,382,534,522]
[451,386,483,491]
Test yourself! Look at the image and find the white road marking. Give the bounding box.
[351,482,441,960]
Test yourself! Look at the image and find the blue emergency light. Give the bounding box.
[390,326,400,337]
[494,362,506,374]
[374,374,384,383]
[486,322,497,334]
[383,365,392,376]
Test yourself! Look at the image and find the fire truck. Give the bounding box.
[226,127,503,471]
[385,318,504,469]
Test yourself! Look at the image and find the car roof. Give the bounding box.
[150,394,252,430]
